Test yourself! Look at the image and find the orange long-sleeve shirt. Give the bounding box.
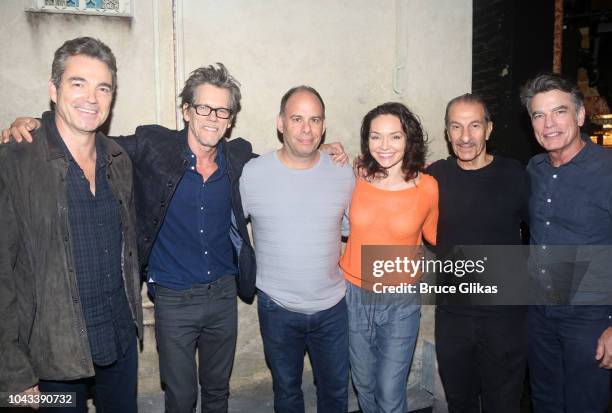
[340,173,438,287]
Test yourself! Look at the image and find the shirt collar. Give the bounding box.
[42,111,111,167]
[534,135,593,170]
[565,137,594,169]
[185,139,227,176]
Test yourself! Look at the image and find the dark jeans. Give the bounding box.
[528,305,610,413]
[257,290,349,413]
[155,275,237,413]
[38,335,138,413]
[435,308,527,413]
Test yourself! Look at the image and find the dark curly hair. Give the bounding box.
[356,102,427,181]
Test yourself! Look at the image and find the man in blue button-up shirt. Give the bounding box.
[521,73,612,412]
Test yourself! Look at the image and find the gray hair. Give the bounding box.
[51,37,117,92]
[279,85,326,118]
[444,93,491,126]
[520,73,584,115]
[179,63,242,116]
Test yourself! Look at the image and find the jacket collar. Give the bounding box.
[42,111,123,163]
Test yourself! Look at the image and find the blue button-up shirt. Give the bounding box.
[528,139,612,304]
[528,139,612,245]
[148,141,237,289]
[51,115,134,366]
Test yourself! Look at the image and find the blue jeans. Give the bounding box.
[528,305,610,413]
[38,335,138,413]
[257,290,349,413]
[346,281,420,413]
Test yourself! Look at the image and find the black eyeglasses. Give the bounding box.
[192,104,232,119]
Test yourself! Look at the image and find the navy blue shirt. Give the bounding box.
[48,113,134,366]
[148,140,237,289]
[528,139,612,304]
[528,139,612,246]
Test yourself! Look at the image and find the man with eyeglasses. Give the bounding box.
[135,65,254,413]
[2,64,347,413]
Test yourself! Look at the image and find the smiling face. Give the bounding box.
[277,90,326,163]
[49,54,113,139]
[368,114,407,176]
[529,89,585,164]
[182,83,232,151]
[446,100,492,170]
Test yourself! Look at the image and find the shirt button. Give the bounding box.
[191,166,195,170]
[545,221,550,226]
[207,271,211,275]
[200,229,204,233]
[104,249,108,253]
[541,269,546,274]
[106,273,111,277]
[542,245,547,250]
[204,251,208,255]
[546,198,551,203]
[201,206,204,210]
[552,174,557,179]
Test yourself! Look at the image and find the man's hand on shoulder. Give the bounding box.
[596,326,612,369]
[321,141,349,166]
[1,117,40,144]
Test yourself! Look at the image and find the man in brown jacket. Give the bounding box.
[0,37,142,412]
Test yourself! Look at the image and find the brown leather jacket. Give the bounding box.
[0,112,143,392]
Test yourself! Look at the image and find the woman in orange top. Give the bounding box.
[340,102,438,413]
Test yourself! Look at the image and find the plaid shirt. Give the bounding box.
[60,134,135,366]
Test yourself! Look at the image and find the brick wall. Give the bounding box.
[472,0,555,163]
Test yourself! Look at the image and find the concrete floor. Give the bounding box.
[136,387,449,413]
[6,297,447,413]
[134,299,448,412]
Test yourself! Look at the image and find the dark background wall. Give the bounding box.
[472,0,555,164]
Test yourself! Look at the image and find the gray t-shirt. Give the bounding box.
[240,150,354,314]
